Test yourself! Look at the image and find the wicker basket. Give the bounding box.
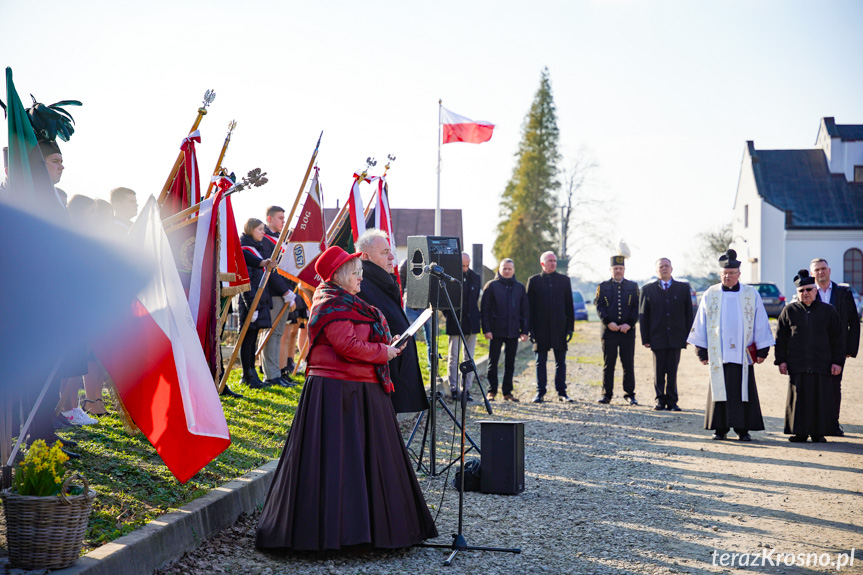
[0,473,95,570]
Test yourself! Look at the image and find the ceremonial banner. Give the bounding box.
[277,167,326,288]
[441,107,495,144]
[364,176,400,285]
[214,175,250,296]
[95,196,231,483]
[2,67,66,216]
[348,173,367,242]
[161,130,202,218]
[187,191,222,379]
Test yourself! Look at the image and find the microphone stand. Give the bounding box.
[417,275,520,566]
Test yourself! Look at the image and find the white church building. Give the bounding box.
[731,117,863,298]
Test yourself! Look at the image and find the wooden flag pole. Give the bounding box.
[157,90,216,206]
[219,132,323,392]
[292,338,310,377]
[204,120,237,200]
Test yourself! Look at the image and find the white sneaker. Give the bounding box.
[61,408,98,426]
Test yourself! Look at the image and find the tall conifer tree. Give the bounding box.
[493,68,561,278]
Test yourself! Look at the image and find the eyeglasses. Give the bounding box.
[797,287,815,293]
[352,270,363,278]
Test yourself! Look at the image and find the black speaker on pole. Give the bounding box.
[478,421,525,495]
[406,236,462,311]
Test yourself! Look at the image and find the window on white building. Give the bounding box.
[744,205,749,228]
[854,165,863,183]
[844,248,863,293]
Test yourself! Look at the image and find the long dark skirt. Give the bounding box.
[256,375,438,551]
[704,364,765,431]
[785,373,839,437]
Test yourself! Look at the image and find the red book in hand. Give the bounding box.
[747,342,758,363]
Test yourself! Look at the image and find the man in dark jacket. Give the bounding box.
[811,258,860,435]
[595,255,640,405]
[527,251,574,403]
[639,258,694,411]
[775,269,844,442]
[481,259,529,401]
[356,230,429,413]
[443,252,482,401]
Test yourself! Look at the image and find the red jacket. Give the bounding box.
[307,320,390,382]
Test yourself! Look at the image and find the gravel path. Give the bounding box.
[155,321,863,575]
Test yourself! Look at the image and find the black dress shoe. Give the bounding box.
[738,433,752,442]
[54,413,73,429]
[654,404,666,411]
[264,378,286,387]
[531,394,544,404]
[597,396,611,404]
[558,395,574,403]
[38,434,79,448]
[668,405,681,412]
[812,436,827,443]
[712,432,727,440]
[836,425,845,437]
[220,386,244,399]
[788,435,807,442]
[281,368,295,382]
[624,396,638,406]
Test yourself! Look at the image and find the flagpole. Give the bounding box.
[219,132,323,393]
[436,99,442,235]
[158,90,216,207]
[204,120,237,200]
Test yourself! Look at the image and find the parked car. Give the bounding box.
[750,283,785,318]
[838,283,863,319]
[572,290,588,321]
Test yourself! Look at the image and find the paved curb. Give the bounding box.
[51,461,278,575]
[51,347,525,575]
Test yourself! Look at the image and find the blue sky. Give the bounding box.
[2,0,861,280]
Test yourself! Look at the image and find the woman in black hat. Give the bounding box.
[256,246,438,551]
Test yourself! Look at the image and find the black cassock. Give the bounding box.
[774,300,844,437]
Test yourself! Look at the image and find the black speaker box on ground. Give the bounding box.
[478,420,525,495]
[405,235,462,311]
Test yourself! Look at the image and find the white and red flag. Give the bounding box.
[95,196,231,484]
[213,175,251,297]
[441,107,495,144]
[277,167,326,288]
[348,173,367,242]
[365,176,400,285]
[162,130,202,218]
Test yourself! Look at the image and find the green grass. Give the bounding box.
[415,329,490,383]
[52,369,301,552]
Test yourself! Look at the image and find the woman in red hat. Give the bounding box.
[256,246,438,551]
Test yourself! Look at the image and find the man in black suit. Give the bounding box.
[527,251,575,403]
[811,258,860,435]
[443,252,482,401]
[639,258,694,411]
[595,255,640,405]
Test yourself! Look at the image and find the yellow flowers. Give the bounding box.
[12,440,70,497]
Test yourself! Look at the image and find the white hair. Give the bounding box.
[332,256,362,288]
[540,251,556,262]
[355,229,389,255]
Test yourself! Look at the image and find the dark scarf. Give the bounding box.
[721,283,741,292]
[309,281,394,392]
[495,273,516,285]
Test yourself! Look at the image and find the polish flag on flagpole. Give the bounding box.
[95,196,231,483]
[441,107,495,144]
[348,173,367,242]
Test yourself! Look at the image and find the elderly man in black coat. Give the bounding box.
[443,252,482,401]
[527,251,574,403]
[355,229,429,413]
[810,258,860,435]
[775,269,844,443]
[481,258,529,401]
[639,258,694,411]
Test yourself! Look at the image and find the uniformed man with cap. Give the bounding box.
[595,255,640,405]
[687,249,774,441]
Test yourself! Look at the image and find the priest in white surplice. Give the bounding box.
[687,250,775,441]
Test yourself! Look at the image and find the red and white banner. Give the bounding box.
[441,107,495,144]
[277,167,326,288]
[187,190,222,378]
[95,196,231,484]
[214,175,251,297]
[162,130,202,218]
[374,177,399,285]
[348,173,367,242]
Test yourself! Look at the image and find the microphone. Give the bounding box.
[425,264,460,283]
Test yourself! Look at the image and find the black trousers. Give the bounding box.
[652,348,681,407]
[487,337,518,395]
[241,327,260,373]
[601,336,635,399]
[535,348,567,396]
[832,372,843,422]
